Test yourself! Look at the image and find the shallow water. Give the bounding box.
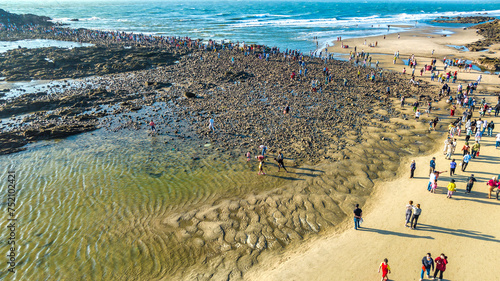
[0,39,93,53]
[0,79,89,99]
[447,44,469,52]
[0,110,298,280]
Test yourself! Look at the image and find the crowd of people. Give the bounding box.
[356,72,498,280]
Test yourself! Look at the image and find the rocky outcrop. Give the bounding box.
[0,8,53,27]
[476,57,500,71]
[23,123,97,141]
[432,16,496,24]
[0,46,181,81]
[466,19,500,51]
[0,132,27,155]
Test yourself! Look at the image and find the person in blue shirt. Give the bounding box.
[449,159,457,176]
[410,160,416,178]
[462,152,471,172]
[421,253,435,280]
[429,157,436,174]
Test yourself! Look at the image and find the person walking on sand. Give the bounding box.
[428,171,436,191]
[353,204,362,230]
[487,121,494,136]
[378,258,391,281]
[433,253,448,280]
[486,177,499,199]
[420,253,434,280]
[442,138,450,155]
[411,204,421,230]
[429,157,436,174]
[449,159,457,176]
[462,152,471,172]
[433,117,439,130]
[274,151,288,173]
[410,160,416,178]
[446,179,456,198]
[461,142,470,156]
[405,200,413,227]
[471,141,480,158]
[430,179,437,193]
[445,142,454,160]
[465,174,477,194]
[258,158,266,175]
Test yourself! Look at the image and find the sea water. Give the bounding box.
[1,0,500,279]
[2,0,500,52]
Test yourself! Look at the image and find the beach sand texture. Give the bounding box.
[328,27,500,93]
[243,26,500,281]
[245,89,500,280]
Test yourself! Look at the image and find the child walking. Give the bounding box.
[258,159,266,175]
[431,179,437,193]
[378,258,391,281]
[447,179,456,198]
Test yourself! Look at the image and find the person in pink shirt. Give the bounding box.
[149,120,156,132]
[486,177,499,199]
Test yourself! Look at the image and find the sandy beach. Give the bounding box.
[244,27,500,280]
[245,91,500,280]
[327,27,500,93]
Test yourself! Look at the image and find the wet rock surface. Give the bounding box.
[432,16,496,24]
[467,19,500,51]
[0,46,182,81]
[0,8,54,27]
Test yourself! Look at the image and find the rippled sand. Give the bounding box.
[0,103,444,280]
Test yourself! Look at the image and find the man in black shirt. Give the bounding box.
[465,174,477,193]
[353,204,362,230]
[495,103,500,117]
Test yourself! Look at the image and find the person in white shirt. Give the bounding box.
[496,133,500,148]
[208,118,215,132]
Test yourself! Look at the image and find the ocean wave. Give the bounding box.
[231,9,500,29]
[80,16,103,21]
[49,18,73,23]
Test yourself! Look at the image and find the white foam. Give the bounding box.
[231,9,500,29]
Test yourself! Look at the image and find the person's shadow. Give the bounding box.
[417,224,500,243]
[358,227,434,240]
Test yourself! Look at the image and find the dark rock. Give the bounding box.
[0,9,53,27]
[432,16,495,24]
[185,91,196,98]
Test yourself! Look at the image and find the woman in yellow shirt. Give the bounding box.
[447,179,456,198]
